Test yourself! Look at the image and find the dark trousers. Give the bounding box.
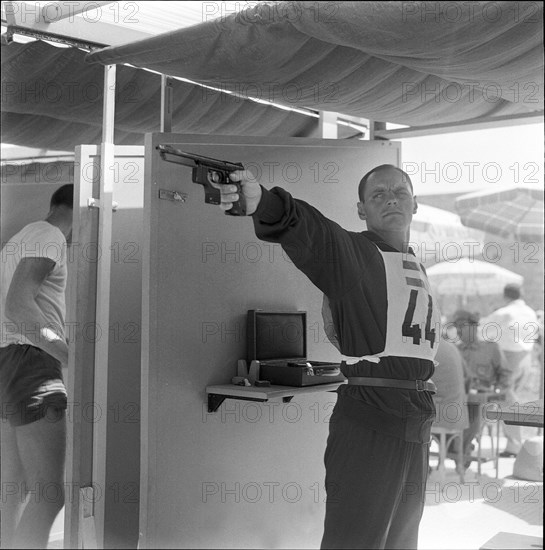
[321,404,430,549]
[462,402,481,457]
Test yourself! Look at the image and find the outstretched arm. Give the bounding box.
[214,170,361,299]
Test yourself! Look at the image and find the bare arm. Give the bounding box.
[5,257,69,365]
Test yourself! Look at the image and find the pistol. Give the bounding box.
[156,145,246,216]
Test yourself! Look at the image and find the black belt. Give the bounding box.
[347,377,436,394]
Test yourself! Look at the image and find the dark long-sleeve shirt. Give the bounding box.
[252,187,437,443]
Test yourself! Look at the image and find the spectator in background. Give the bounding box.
[480,284,540,457]
[532,309,543,400]
[453,310,510,465]
[0,184,73,549]
[432,330,470,471]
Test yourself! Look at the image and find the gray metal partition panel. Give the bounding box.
[140,134,400,549]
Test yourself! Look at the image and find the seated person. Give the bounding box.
[431,332,470,469]
[452,310,510,465]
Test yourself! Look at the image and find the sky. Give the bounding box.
[397,122,544,196]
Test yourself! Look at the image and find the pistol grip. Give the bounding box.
[226,182,247,216]
[200,179,246,216]
[193,165,247,216]
[202,186,222,206]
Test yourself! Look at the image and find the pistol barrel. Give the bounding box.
[157,145,243,172]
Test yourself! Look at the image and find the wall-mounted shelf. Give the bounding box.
[206,382,346,413]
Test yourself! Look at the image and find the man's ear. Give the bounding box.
[413,195,418,214]
[357,201,366,220]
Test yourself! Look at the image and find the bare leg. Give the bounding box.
[0,419,26,548]
[11,409,66,549]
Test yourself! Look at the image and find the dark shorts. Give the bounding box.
[0,344,67,426]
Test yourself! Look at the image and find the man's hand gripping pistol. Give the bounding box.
[157,145,247,216]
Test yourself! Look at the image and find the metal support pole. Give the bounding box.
[368,120,386,140]
[161,75,173,132]
[319,111,338,139]
[92,62,116,548]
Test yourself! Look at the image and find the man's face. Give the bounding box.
[456,321,478,345]
[357,168,417,235]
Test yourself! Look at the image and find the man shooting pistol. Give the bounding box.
[156,145,247,215]
[211,164,438,550]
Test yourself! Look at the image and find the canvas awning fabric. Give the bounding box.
[1,40,341,151]
[86,1,543,124]
[2,2,543,151]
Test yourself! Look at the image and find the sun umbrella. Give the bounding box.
[455,185,544,243]
[426,258,523,297]
[410,204,484,263]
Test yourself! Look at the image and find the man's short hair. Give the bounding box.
[504,284,521,300]
[50,184,74,209]
[358,165,413,202]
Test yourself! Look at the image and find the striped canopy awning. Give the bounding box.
[455,186,544,243]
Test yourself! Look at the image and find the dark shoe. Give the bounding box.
[499,451,517,458]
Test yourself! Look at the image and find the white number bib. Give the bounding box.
[342,249,441,364]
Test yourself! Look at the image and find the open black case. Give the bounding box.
[247,310,346,387]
